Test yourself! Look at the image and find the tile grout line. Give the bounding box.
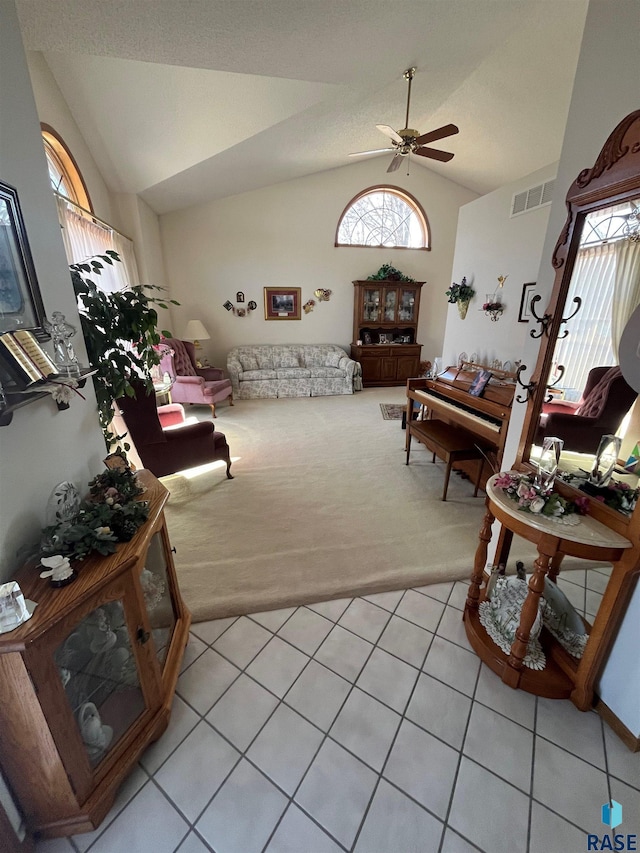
[348,602,441,851]
[256,602,391,853]
[525,695,539,853]
[436,656,483,853]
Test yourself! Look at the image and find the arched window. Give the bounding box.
[335,186,430,250]
[41,124,92,213]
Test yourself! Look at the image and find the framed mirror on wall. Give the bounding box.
[0,181,49,342]
[516,110,640,532]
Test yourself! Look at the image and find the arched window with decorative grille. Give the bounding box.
[41,124,92,212]
[335,185,430,250]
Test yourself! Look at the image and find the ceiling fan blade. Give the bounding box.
[348,147,395,157]
[414,123,459,146]
[386,154,403,173]
[414,146,455,163]
[376,124,403,144]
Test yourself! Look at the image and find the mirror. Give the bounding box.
[518,110,640,521]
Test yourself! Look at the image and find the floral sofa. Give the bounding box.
[227,344,362,399]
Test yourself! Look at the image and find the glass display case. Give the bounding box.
[0,471,191,839]
[351,280,424,386]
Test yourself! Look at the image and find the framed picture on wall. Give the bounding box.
[0,181,49,341]
[518,282,537,323]
[264,287,301,320]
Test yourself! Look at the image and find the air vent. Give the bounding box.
[511,179,555,217]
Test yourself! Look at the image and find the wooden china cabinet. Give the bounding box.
[0,470,190,839]
[463,110,640,732]
[350,280,424,387]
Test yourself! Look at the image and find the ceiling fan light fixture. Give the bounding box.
[349,67,458,170]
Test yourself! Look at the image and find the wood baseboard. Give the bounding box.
[594,697,640,752]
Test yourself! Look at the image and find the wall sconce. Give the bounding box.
[483,297,504,321]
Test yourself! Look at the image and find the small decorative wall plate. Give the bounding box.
[46,481,81,526]
[236,308,246,317]
[248,300,257,311]
[223,300,234,311]
[314,288,332,301]
[236,291,245,303]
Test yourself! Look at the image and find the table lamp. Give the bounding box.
[183,319,210,350]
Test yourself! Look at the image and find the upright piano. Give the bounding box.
[406,362,516,491]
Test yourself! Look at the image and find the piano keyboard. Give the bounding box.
[412,388,502,440]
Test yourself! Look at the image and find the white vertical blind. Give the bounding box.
[552,242,616,398]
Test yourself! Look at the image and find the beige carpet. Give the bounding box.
[161,388,493,621]
[162,389,607,622]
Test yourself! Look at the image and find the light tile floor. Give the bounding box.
[36,567,639,853]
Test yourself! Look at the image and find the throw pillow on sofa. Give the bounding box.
[256,354,274,369]
[278,355,300,368]
[239,355,259,371]
[325,351,343,368]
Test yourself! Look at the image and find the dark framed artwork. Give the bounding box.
[518,282,537,323]
[469,369,492,397]
[0,181,49,341]
[264,287,301,320]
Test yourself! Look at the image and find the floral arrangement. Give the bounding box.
[445,276,475,304]
[483,301,504,313]
[579,479,640,515]
[367,263,415,282]
[41,466,149,562]
[494,471,589,519]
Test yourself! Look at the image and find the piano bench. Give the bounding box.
[405,418,487,501]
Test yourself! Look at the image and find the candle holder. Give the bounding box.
[535,436,564,495]
[590,434,622,487]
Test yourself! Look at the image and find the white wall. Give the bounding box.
[26,50,118,230]
[442,163,556,369]
[160,158,477,368]
[0,1,106,579]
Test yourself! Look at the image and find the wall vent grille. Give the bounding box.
[511,179,555,217]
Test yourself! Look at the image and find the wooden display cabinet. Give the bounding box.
[350,280,424,387]
[0,470,190,839]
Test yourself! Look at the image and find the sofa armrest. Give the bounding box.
[338,355,356,377]
[226,357,243,393]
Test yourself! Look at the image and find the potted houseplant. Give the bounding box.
[445,276,475,319]
[70,251,178,446]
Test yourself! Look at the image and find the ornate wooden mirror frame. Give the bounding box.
[516,109,640,539]
[464,111,640,722]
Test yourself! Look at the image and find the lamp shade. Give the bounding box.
[183,319,210,342]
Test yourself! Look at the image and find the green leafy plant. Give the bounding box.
[366,263,415,282]
[70,251,179,444]
[445,276,475,303]
[41,466,150,561]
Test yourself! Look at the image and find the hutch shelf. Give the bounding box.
[350,279,424,387]
[0,470,190,839]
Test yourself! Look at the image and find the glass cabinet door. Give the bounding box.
[363,288,381,322]
[140,531,177,670]
[54,601,145,768]
[398,288,416,322]
[384,288,397,322]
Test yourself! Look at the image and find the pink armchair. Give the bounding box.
[116,380,233,479]
[160,337,233,418]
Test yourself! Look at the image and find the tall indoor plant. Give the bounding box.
[71,251,178,445]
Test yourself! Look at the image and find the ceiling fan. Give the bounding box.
[349,67,459,173]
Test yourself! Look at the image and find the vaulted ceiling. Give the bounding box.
[16,0,588,214]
